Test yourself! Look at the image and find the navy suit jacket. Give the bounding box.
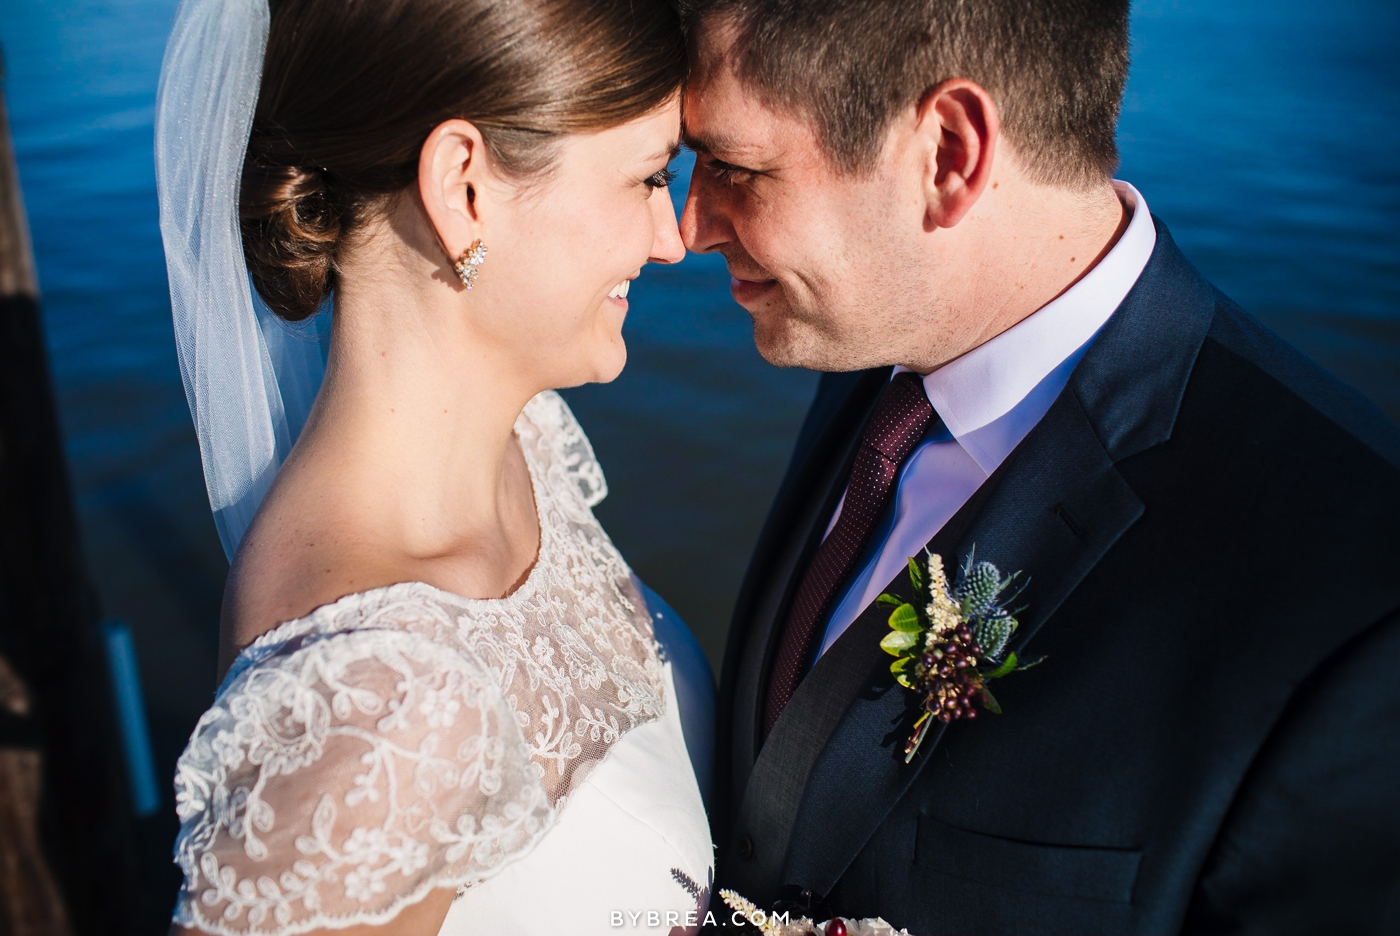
[711,220,1400,934]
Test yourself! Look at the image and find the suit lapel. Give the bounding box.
[721,576,896,900]
[724,451,1011,904]
[720,368,890,826]
[779,378,1146,900]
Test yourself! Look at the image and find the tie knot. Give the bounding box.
[863,371,935,462]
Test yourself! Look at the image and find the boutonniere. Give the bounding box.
[878,550,1041,762]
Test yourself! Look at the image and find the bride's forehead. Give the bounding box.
[565,104,682,160]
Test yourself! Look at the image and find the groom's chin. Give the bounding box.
[750,314,799,367]
[753,317,898,374]
[748,291,870,370]
[752,315,832,370]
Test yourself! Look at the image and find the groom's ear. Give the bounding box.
[418,118,492,261]
[915,79,1000,230]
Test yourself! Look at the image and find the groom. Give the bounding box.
[681,0,1400,932]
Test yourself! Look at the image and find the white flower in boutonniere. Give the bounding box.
[878,550,1043,762]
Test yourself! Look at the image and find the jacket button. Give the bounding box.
[738,834,754,860]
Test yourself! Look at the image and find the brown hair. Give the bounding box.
[242,0,687,321]
[684,0,1129,188]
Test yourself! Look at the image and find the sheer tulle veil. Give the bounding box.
[155,0,331,560]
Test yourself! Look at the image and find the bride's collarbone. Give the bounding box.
[220,507,540,674]
[223,423,541,648]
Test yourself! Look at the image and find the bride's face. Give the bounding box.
[478,98,685,388]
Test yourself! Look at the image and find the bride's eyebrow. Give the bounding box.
[643,140,683,163]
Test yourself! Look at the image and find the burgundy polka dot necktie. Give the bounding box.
[763,371,936,738]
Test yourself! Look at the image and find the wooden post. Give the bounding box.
[0,105,33,298]
[0,50,140,936]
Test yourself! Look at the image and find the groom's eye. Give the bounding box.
[703,156,755,187]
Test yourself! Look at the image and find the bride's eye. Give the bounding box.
[645,167,677,190]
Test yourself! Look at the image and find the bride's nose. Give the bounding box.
[648,188,686,265]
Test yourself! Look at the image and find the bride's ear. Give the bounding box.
[418,119,492,263]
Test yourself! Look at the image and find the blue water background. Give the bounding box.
[0,0,1396,903]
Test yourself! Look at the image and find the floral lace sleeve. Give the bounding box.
[171,618,553,934]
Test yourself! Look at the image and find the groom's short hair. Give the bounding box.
[685,0,1130,189]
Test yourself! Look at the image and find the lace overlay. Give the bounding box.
[172,392,667,934]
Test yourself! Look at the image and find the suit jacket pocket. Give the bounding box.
[915,815,1142,904]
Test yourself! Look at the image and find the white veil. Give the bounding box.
[155,0,331,561]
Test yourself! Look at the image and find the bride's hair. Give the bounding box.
[241,0,686,321]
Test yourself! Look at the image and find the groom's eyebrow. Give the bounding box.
[683,130,762,164]
[682,129,735,156]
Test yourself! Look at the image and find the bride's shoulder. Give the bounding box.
[226,581,473,678]
[220,444,536,668]
[175,582,554,933]
[518,390,608,508]
[217,505,423,671]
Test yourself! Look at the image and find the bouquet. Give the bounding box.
[719,890,910,936]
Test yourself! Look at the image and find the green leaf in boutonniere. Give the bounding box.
[888,603,920,631]
[906,556,925,596]
[981,652,1019,680]
[878,549,1040,762]
[879,629,918,654]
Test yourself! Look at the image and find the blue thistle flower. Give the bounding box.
[957,561,1005,617]
[972,611,1016,660]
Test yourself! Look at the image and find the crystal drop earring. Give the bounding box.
[452,239,489,289]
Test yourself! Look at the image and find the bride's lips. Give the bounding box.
[730,275,777,305]
[605,277,635,310]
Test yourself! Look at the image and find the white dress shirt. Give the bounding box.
[814,181,1157,660]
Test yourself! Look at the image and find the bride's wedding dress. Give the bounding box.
[170,392,714,934]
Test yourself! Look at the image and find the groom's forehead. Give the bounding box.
[684,13,774,141]
[683,109,798,166]
[682,62,809,159]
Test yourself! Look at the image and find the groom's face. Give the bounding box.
[681,25,930,371]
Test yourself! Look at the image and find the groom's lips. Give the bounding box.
[730,275,777,305]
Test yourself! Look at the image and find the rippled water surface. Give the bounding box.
[1,0,1396,910]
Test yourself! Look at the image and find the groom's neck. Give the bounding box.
[905,170,1128,375]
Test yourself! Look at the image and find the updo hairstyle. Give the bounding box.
[241,0,687,321]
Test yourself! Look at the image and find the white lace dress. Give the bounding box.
[170,392,714,935]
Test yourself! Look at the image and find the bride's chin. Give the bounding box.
[589,333,628,384]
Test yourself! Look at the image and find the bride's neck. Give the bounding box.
[294,239,537,558]
[221,230,544,668]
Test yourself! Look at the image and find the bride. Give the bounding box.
[155,0,713,932]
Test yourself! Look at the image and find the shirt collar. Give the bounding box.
[898,180,1157,473]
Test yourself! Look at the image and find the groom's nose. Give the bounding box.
[680,166,732,256]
